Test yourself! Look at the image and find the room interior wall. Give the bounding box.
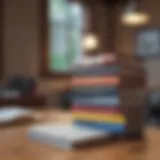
[116,0,160,89]
[3,0,40,78]
[2,0,160,93]
[0,0,4,78]
[3,0,68,95]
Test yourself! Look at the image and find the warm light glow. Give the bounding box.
[83,34,99,51]
[122,12,150,26]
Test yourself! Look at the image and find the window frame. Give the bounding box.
[40,0,82,78]
[40,0,72,78]
[40,0,98,78]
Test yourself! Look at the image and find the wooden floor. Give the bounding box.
[0,110,160,160]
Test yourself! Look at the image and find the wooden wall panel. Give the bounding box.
[0,0,4,77]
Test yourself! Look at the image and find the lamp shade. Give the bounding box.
[121,12,150,26]
[121,0,150,26]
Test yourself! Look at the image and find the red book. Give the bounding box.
[72,106,122,114]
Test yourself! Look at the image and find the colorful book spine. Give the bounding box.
[72,57,126,134]
[72,106,121,113]
[72,76,120,86]
[72,87,118,96]
[74,121,126,133]
[73,97,119,106]
[73,66,120,76]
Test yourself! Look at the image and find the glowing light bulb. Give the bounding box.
[83,34,99,51]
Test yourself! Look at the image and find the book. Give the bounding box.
[71,54,116,68]
[73,97,119,106]
[72,86,118,96]
[72,76,119,86]
[73,113,126,123]
[74,121,126,133]
[73,66,119,76]
[72,106,121,113]
[29,124,109,149]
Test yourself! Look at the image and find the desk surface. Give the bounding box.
[0,109,160,160]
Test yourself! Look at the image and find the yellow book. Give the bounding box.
[73,113,126,124]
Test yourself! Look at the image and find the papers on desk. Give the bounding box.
[0,106,33,123]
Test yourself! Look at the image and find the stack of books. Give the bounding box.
[28,54,146,149]
[71,56,126,134]
[72,54,146,136]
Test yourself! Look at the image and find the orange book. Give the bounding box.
[72,76,120,86]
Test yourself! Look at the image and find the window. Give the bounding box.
[41,0,84,76]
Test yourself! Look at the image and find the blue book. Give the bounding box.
[72,87,119,97]
[74,121,126,133]
[73,97,119,106]
[73,66,120,76]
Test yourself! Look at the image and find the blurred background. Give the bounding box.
[0,0,160,159]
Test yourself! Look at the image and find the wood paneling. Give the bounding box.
[0,0,4,77]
